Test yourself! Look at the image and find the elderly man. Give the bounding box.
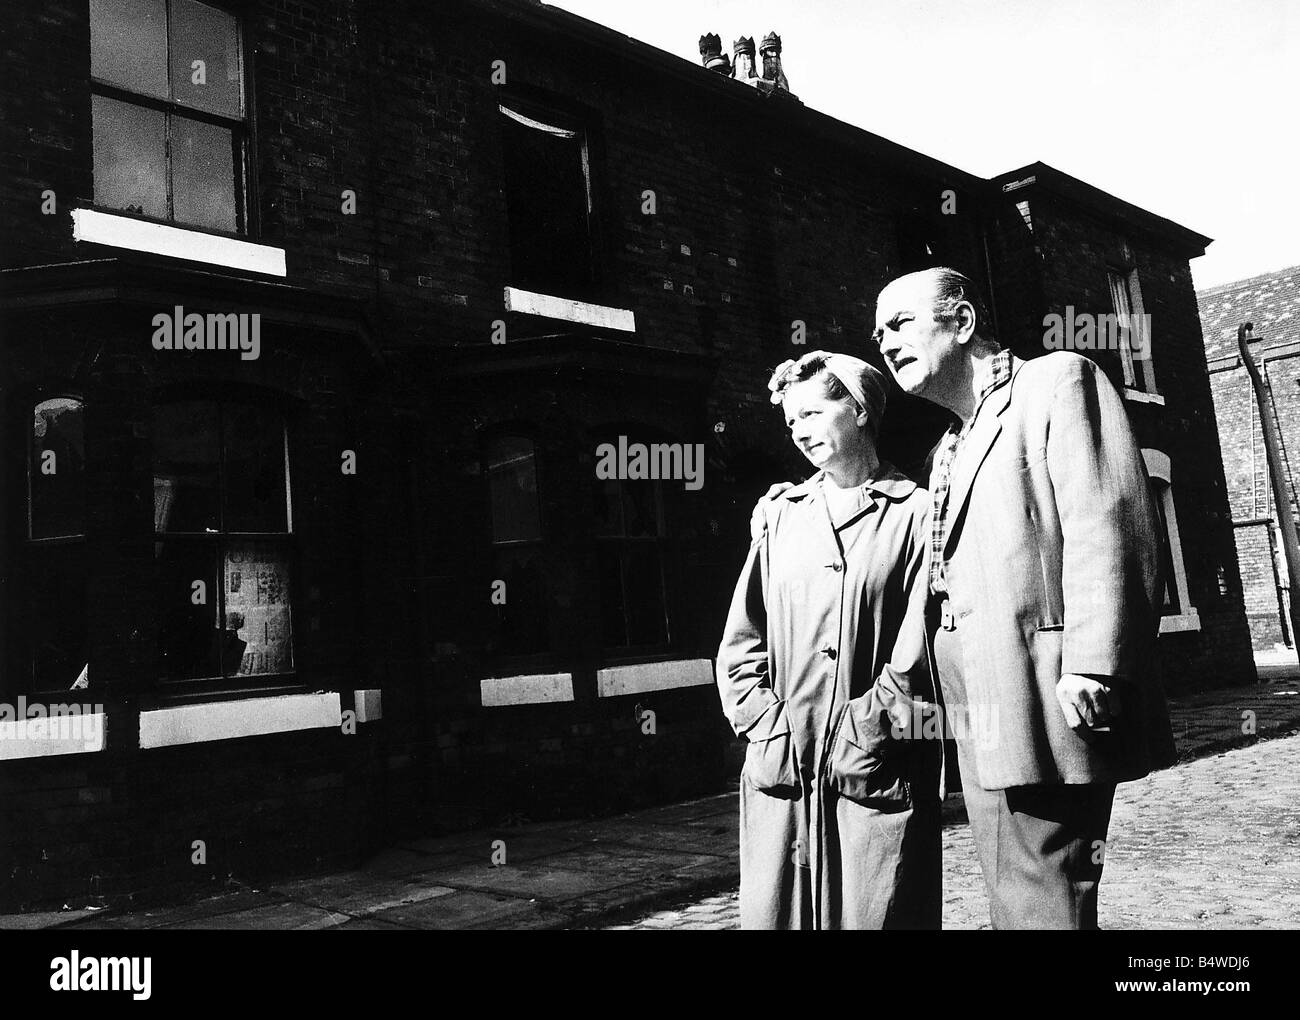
[871,266,1175,929]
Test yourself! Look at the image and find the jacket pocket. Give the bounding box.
[742,700,800,794]
[827,699,911,810]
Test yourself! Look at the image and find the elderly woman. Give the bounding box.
[716,350,943,929]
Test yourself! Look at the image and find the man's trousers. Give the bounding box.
[931,603,1116,930]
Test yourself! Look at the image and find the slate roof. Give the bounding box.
[1197,263,1300,361]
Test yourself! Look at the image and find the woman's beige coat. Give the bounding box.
[716,465,943,929]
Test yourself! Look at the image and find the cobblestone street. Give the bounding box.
[606,733,1300,929]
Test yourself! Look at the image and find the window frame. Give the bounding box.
[481,429,553,664]
[151,391,300,699]
[88,0,253,239]
[19,393,91,697]
[1142,448,1201,634]
[1109,266,1160,402]
[591,430,677,661]
[496,92,603,303]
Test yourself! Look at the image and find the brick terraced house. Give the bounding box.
[0,0,1253,909]
[1198,265,1300,652]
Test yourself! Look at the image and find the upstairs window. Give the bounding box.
[90,0,248,234]
[484,434,549,656]
[1109,267,1158,398]
[23,398,88,693]
[154,399,294,688]
[499,101,594,298]
[896,206,949,275]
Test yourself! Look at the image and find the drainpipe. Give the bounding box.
[1238,321,1300,668]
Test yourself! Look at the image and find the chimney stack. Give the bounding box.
[759,32,789,91]
[698,33,731,74]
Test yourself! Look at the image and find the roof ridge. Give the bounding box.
[1196,263,1300,297]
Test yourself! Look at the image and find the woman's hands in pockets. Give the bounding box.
[827,690,918,809]
[742,698,801,795]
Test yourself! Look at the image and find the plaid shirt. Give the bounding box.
[928,350,1014,596]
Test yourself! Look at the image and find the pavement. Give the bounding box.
[7,673,1300,932]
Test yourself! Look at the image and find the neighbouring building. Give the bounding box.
[0,0,1253,911]
[1198,264,1300,652]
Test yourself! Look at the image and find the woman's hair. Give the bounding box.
[768,353,886,437]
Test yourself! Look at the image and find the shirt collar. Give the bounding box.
[974,349,1014,408]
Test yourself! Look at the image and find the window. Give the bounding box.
[22,398,89,693]
[499,101,594,298]
[484,435,549,656]
[1108,267,1158,398]
[1142,449,1200,633]
[90,0,248,234]
[154,399,293,687]
[896,206,949,275]
[593,465,670,652]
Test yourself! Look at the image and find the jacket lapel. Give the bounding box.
[942,359,1020,555]
[781,475,845,567]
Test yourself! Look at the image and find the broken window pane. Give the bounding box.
[1150,480,1181,613]
[224,541,293,675]
[92,95,167,220]
[486,436,541,543]
[491,545,548,655]
[90,0,167,99]
[170,0,243,118]
[27,542,88,693]
[155,400,221,533]
[593,477,624,538]
[500,104,593,296]
[623,543,668,646]
[30,397,85,540]
[224,404,289,533]
[171,115,238,233]
[155,539,223,680]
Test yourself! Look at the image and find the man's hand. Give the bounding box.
[750,482,795,541]
[1056,674,1123,731]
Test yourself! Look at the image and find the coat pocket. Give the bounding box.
[827,700,911,810]
[742,700,800,795]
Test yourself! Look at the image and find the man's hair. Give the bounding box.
[925,268,1000,350]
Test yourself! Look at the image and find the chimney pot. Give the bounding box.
[732,36,758,82]
[759,31,789,90]
[699,32,731,73]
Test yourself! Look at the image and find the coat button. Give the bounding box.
[821,646,837,660]
[827,562,843,572]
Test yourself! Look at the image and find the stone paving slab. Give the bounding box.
[369,890,543,930]
[270,872,458,917]
[166,901,354,931]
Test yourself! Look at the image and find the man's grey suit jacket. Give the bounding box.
[936,350,1177,790]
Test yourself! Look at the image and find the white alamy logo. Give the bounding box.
[152,305,260,361]
[595,436,705,491]
[50,952,151,1000]
[1042,306,1150,358]
[0,698,103,751]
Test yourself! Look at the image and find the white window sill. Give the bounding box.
[1159,609,1201,634]
[480,672,574,707]
[72,208,287,277]
[0,712,106,760]
[139,692,341,748]
[596,659,714,697]
[504,287,635,332]
[1122,387,1165,406]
